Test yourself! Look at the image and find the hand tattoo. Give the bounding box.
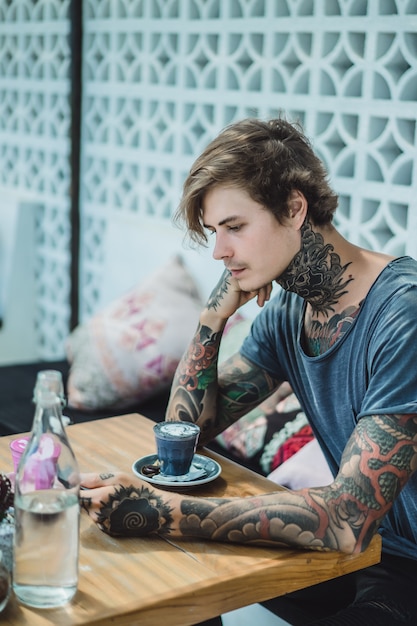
[99,473,115,480]
[80,495,92,515]
[96,485,173,537]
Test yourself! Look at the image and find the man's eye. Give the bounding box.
[228,225,241,232]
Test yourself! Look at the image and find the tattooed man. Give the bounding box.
[81,118,417,625]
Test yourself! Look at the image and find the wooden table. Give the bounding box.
[0,414,381,626]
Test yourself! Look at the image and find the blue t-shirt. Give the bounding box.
[241,256,417,560]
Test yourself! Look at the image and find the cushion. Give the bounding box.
[66,255,203,411]
[267,439,333,489]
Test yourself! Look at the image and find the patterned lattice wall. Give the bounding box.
[80,0,417,322]
[0,0,72,359]
[2,1,417,357]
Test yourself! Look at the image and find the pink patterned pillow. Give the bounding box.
[66,255,203,410]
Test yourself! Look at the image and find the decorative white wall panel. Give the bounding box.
[2,1,416,356]
[80,0,417,321]
[0,0,72,359]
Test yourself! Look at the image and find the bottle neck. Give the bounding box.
[17,394,79,493]
[32,397,65,437]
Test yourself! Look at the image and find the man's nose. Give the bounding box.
[212,235,231,261]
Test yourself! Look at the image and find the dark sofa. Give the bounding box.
[0,360,171,436]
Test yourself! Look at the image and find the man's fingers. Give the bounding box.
[80,471,119,488]
[79,484,115,522]
[256,283,273,307]
[79,492,93,515]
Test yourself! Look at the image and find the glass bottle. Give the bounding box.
[12,389,80,608]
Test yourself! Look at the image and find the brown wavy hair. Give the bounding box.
[174,117,338,246]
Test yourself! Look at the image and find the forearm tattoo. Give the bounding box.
[177,324,221,392]
[96,485,173,537]
[169,324,222,433]
[176,413,417,553]
[206,269,231,311]
[169,320,277,438]
[85,415,415,552]
[218,356,277,416]
[314,413,417,549]
[170,334,276,439]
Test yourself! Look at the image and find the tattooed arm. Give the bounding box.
[81,411,417,554]
[166,269,275,443]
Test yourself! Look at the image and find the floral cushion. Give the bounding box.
[66,255,203,411]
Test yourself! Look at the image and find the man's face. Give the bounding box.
[202,185,302,292]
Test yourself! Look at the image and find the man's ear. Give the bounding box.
[288,189,308,228]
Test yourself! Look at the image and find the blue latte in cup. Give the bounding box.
[153,421,200,477]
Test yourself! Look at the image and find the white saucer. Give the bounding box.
[132,453,221,488]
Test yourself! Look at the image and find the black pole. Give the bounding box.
[69,0,82,330]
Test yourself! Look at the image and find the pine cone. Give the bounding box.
[0,475,13,520]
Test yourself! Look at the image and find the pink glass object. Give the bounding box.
[10,435,61,490]
[9,436,29,472]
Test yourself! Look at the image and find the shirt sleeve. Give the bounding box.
[358,283,417,419]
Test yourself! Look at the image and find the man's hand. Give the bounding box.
[79,472,174,537]
[205,269,273,323]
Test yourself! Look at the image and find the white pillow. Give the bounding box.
[66,255,203,410]
[267,439,333,489]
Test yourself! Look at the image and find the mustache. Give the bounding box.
[225,264,246,271]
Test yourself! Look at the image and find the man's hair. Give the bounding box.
[174,117,338,245]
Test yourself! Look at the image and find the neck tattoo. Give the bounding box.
[278,220,353,317]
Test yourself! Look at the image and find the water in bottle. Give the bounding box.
[13,389,80,608]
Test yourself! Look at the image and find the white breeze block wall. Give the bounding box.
[79,0,417,324]
[0,0,72,359]
[1,1,416,357]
